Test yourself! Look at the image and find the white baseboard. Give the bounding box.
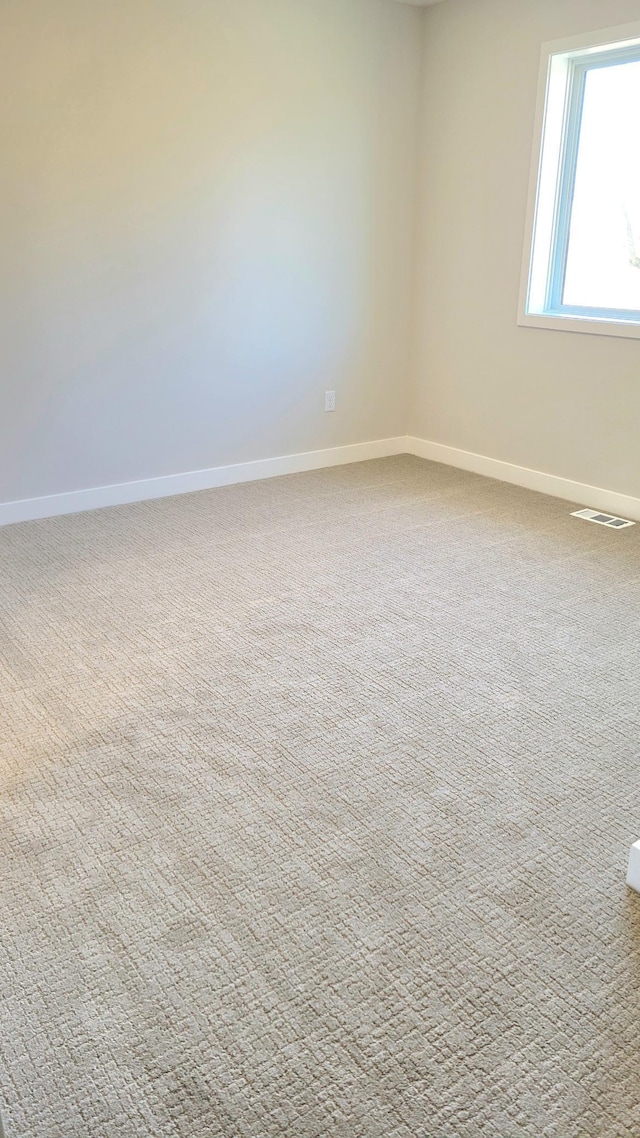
[407,437,640,523]
[0,436,409,527]
[3,432,639,527]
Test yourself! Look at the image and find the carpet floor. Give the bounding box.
[1,455,639,1138]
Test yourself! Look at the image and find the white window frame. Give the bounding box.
[518,21,640,340]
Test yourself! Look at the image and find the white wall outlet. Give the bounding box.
[324,390,336,412]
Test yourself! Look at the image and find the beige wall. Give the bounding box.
[0,0,423,502]
[411,0,640,498]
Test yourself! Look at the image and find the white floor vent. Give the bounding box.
[571,508,635,529]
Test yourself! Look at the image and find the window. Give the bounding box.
[519,22,640,339]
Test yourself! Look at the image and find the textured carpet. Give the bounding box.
[1,455,640,1138]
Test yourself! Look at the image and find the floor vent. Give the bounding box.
[571,508,635,529]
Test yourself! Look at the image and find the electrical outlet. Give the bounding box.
[324,390,336,412]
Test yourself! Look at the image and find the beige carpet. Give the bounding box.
[1,455,639,1138]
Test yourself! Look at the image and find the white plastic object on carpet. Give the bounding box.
[626,841,640,894]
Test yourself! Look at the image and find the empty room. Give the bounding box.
[2,0,640,1134]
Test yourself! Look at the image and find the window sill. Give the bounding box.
[517,310,640,341]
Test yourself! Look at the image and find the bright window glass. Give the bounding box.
[563,60,640,311]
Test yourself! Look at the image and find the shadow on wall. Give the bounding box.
[0,0,421,501]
